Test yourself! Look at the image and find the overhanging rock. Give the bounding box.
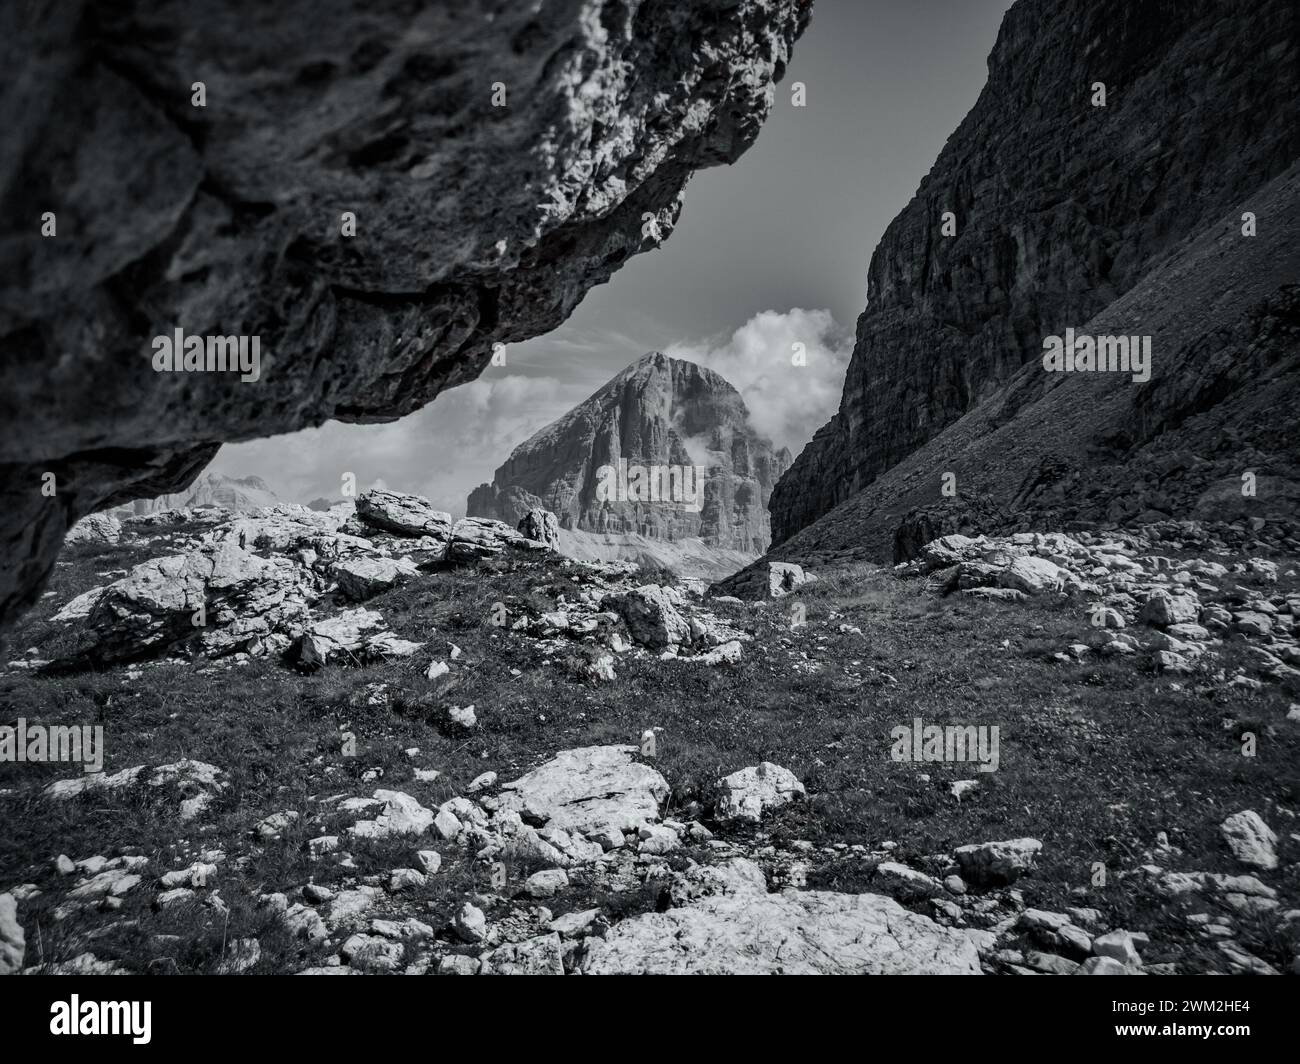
[0,0,810,628]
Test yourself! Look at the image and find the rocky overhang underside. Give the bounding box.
[0,0,810,631]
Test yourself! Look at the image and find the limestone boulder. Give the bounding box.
[516,508,561,552]
[497,745,669,839]
[354,491,452,542]
[331,555,419,601]
[604,585,690,648]
[446,517,527,563]
[78,542,312,661]
[954,838,1043,886]
[716,762,805,823]
[64,513,122,546]
[1220,810,1278,871]
[581,858,981,975]
[0,894,24,975]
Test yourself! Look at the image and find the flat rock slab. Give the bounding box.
[581,859,980,975]
[355,491,452,541]
[497,745,668,838]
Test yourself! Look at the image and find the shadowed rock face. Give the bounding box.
[468,353,791,554]
[0,0,810,628]
[769,0,1300,546]
[716,162,1300,594]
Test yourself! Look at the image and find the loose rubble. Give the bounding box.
[900,526,1300,694]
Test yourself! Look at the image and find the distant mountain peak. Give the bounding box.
[116,470,283,516]
[468,354,790,574]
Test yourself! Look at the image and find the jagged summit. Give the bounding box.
[468,353,790,577]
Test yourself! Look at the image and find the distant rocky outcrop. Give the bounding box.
[769,0,1300,548]
[468,353,791,577]
[44,489,755,672]
[0,0,809,629]
[113,473,283,518]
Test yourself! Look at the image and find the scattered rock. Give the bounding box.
[498,745,669,838]
[349,791,435,839]
[873,862,944,901]
[453,903,487,944]
[517,509,561,551]
[524,869,569,898]
[1074,956,1132,975]
[582,859,980,974]
[1220,810,1278,870]
[437,955,481,976]
[604,585,691,648]
[331,556,418,601]
[1092,930,1143,968]
[716,762,805,823]
[0,894,24,975]
[954,838,1043,886]
[481,932,565,975]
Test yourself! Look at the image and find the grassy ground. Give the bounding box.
[2,532,1297,972]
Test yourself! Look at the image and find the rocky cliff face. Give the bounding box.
[717,161,1300,592]
[468,353,791,560]
[0,0,809,628]
[770,0,1300,546]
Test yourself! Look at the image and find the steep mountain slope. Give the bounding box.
[0,0,809,629]
[468,353,790,576]
[770,0,1300,546]
[721,162,1300,584]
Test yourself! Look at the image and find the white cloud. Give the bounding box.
[664,308,852,455]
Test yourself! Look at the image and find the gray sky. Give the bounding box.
[212,0,1016,514]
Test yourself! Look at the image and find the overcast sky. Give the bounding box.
[211,0,1016,514]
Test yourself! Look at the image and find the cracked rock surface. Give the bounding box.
[580,857,982,974]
